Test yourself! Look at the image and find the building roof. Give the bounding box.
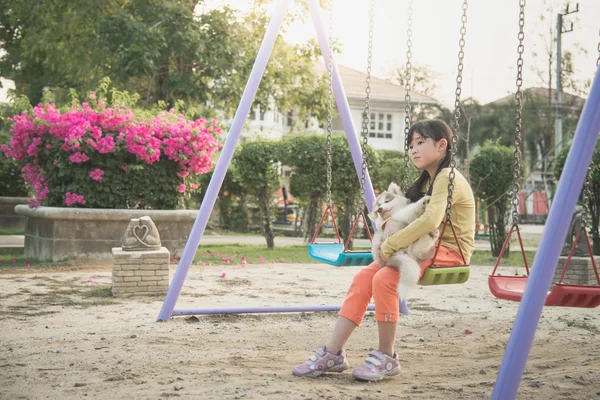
[317,64,437,104]
[486,87,586,108]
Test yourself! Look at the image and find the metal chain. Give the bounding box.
[597,30,600,67]
[582,162,594,228]
[403,0,413,193]
[446,0,468,220]
[358,0,374,213]
[511,0,526,226]
[325,0,334,206]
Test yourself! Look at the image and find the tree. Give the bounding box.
[278,134,328,242]
[234,140,280,249]
[553,143,600,254]
[0,0,328,124]
[470,142,516,256]
[371,150,418,193]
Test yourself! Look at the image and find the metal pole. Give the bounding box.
[306,0,376,214]
[491,65,600,400]
[555,13,563,156]
[157,0,292,321]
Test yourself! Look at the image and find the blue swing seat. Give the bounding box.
[308,243,373,267]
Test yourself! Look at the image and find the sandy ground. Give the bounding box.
[0,262,598,400]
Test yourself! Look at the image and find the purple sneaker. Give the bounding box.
[292,346,350,377]
[352,350,400,381]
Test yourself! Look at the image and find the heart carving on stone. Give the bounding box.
[133,224,149,243]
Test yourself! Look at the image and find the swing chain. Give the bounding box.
[446,0,468,220]
[325,0,334,206]
[582,162,594,228]
[597,31,600,67]
[359,0,375,211]
[403,0,413,193]
[511,0,526,226]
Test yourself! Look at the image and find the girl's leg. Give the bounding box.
[325,316,358,354]
[327,261,381,353]
[371,266,400,357]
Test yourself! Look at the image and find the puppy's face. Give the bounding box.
[368,183,410,221]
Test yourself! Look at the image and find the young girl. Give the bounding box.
[293,119,475,381]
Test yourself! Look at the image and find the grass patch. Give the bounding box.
[469,250,536,267]
[193,244,317,265]
[558,317,599,333]
[0,248,51,270]
[0,228,25,235]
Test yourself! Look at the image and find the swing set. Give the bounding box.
[156,0,600,397]
[308,0,471,286]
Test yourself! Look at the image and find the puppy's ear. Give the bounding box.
[388,182,400,195]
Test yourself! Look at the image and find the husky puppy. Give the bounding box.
[368,183,440,300]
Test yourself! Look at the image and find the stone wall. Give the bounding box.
[553,256,600,285]
[15,206,200,261]
[0,197,29,231]
[112,247,170,297]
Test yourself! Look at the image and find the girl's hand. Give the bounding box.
[379,252,389,265]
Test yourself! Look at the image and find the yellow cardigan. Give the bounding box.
[380,168,475,264]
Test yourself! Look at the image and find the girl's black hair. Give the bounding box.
[404,119,454,203]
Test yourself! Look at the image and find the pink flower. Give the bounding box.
[190,183,199,190]
[259,256,265,262]
[120,165,128,172]
[220,272,226,278]
[222,257,230,263]
[210,253,215,257]
[178,184,186,193]
[69,152,89,163]
[65,192,86,206]
[279,258,285,262]
[89,169,104,182]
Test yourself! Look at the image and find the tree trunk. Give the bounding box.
[489,206,509,257]
[239,192,249,233]
[590,196,600,255]
[304,198,319,243]
[259,188,274,249]
[218,197,231,230]
[156,50,171,105]
[342,198,354,250]
[294,205,304,237]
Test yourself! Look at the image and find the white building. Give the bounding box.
[235,65,437,151]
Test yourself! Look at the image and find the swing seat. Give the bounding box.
[419,265,470,285]
[308,243,373,267]
[488,276,600,308]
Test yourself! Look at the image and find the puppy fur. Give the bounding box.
[368,183,440,300]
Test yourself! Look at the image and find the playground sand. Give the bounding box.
[0,263,598,399]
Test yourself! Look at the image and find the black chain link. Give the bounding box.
[325,0,334,206]
[582,163,594,228]
[511,0,526,226]
[358,0,374,214]
[597,30,600,67]
[446,0,468,220]
[403,0,413,193]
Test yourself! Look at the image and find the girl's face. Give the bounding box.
[409,132,447,171]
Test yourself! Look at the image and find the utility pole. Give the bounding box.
[555,3,578,156]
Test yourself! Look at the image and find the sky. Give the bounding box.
[204,0,600,107]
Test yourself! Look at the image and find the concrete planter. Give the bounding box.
[0,197,29,231]
[15,206,199,262]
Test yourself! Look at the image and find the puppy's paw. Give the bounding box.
[429,229,440,241]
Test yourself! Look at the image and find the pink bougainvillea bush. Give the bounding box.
[1,99,222,209]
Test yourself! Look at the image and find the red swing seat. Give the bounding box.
[488,224,600,308]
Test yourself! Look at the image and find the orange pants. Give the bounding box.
[339,246,464,325]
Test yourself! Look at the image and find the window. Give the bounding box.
[260,110,265,121]
[249,109,256,121]
[367,112,393,139]
[287,111,293,127]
